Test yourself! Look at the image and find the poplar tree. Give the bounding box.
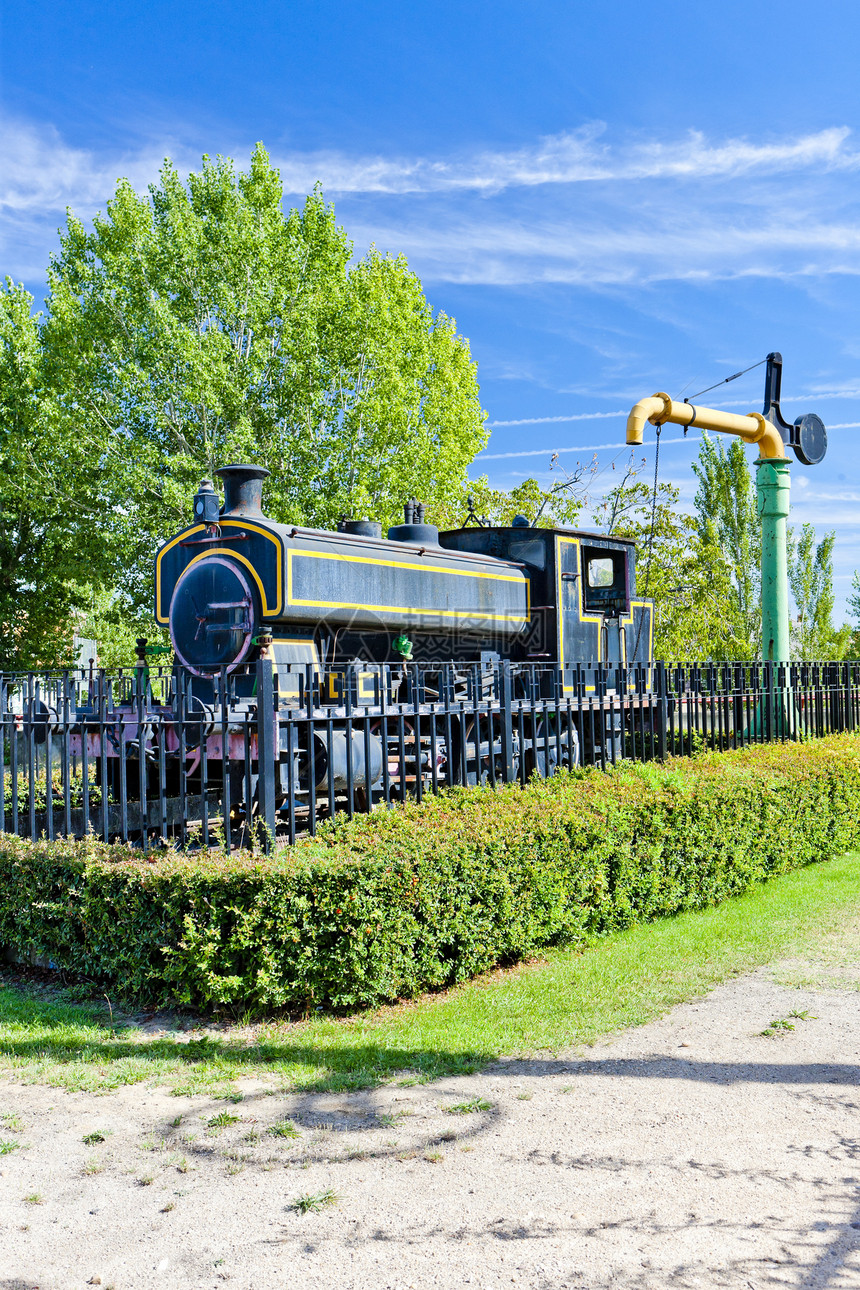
[692,434,761,659]
[788,525,851,659]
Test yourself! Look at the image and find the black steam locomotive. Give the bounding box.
[32,463,653,839]
[158,464,653,682]
[145,463,653,808]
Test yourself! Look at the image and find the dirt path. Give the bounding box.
[1,959,859,1290]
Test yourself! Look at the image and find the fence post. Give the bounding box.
[499,661,515,782]
[655,660,668,761]
[764,660,775,742]
[256,657,278,851]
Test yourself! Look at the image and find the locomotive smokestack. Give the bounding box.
[215,464,270,517]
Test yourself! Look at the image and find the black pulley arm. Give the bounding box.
[762,352,827,466]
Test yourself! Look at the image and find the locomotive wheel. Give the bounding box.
[525,714,580,779]
[459,714,520,786]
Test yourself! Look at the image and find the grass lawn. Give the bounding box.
[1,852,858,1098]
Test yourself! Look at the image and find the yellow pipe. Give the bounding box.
[626,392,785,459]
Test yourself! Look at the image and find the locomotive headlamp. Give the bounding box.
[193,478,220,524]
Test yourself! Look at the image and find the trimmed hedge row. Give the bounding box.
[1,735,858,1010]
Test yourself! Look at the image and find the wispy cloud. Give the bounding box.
[4,115,860,291]
[345,217,860,287]
[274,125,860,196]
[3,115,859,214]
[0,119,197,214]
[487,410,626,426]
[479,435,699,460]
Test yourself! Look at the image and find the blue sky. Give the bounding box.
[2,0,860,615]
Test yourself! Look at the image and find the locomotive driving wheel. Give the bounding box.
[525,713,580,778]
[458,713,520,786]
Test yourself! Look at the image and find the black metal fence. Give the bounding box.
[2,659,858,851]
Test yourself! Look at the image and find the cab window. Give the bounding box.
[581,546,629,614]
[586,557,615,588]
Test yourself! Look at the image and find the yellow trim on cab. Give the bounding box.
[220,520,283,613]
[555,536,603,666]
[620,598,653,665]
[155,525,204,622]
[173,549,279,618]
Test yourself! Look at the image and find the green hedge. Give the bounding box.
[1,735,858,1011]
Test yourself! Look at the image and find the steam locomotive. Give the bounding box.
[38,464,652,836]
[144,464,653,808]
[158,463,653,682]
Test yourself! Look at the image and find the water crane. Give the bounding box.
[626,353,827,663]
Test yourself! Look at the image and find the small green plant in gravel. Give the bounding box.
[82,1131,106,1145]
[0,1139,22,1154]
[760,1017,796,1035]
[376,1110,411,1127]
[444,1097,492,1114]
[23,1193,42,1205]
[291,1188,338,1214]
[760,1009,818,1037]
[268,1119,301,1139]
[207,1111,240,1130]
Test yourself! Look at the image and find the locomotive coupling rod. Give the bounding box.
[626,392,785,459]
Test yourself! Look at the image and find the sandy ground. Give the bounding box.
[0,959,858,1290]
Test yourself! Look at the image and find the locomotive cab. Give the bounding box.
[438,524,651,669]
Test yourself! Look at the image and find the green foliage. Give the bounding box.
[45,148,486,616]
[849,570,860,624]
[268,1119,301,1139]
[444,1097,492,1114]
[73,585,170,671]
[0,736,859,1011]
[291,1188,338,1214]
[0,280,116,668]
[692,435,761,658]
[434,456,594,530]
[206,1111,239,1129]
[593,466,740,660]
[788,524,851,660]
[3,768,112,814]
[847,570,860,658]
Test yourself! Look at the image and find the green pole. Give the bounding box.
[756,456,791,663]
